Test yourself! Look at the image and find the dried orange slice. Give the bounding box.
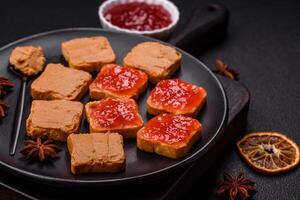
[237,132,300,174]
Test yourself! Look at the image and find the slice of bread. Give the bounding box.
[67,133,125,174]
[26,100,83,141]
[147,79,207,117]
[137,114,202,159]
[61,36,116,72]
[89,64,148,100]
[123,42,182,83]
[31,63,92,100]
[85,98,144,138]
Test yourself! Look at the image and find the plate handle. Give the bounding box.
[168,3,229,54]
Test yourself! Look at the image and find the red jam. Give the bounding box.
[148,79,207,113]
[104,2,172,31]
[139,114,201,145]
[94,64,147,95]
[90,98,142,129]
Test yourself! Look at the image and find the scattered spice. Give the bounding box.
[213,58,239,80]
[216,172,256,200]
[20,137,61,161]
[0,77,15,97]
[0,100,9,118]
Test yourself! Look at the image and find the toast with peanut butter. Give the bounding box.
[123,42,181,83]
[67,133,125,174]
[61,36,116,72]
[31,63,92,100]
[26,100,83,141]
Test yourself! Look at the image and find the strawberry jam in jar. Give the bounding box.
[104,2,172,31]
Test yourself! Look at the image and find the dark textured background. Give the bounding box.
[1,0,300,199]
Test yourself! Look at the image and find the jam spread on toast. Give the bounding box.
[94,65,147,95]
[149,79,206,112]
[139,114,201,145]
[90,98,142,128]
[104,2,172,31]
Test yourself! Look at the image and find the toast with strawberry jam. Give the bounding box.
[147,79,207,117]
[137,114,202,159]
[89,64,148,100]
[85,98,144,138]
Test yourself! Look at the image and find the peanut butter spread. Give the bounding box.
[61,36,116,72]
[31,63,92,100]
[67,133,125,174]
[9,46,45,76]
[26,100,83,141]
[124,42,181,76]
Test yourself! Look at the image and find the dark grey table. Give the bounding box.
[1,0,299,199]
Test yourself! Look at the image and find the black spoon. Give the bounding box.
[8,64,43,156]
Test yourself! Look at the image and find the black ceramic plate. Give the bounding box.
[0,28,227,186]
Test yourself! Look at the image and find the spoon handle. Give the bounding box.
[9,78,27,156]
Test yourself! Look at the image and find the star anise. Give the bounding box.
[216,172,256,200]
[0,100,9,118]
[20,137,61,161]
[0,77,15,97]
[213,59,239,80]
